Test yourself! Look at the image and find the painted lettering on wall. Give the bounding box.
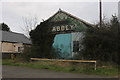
[52,25,77,32]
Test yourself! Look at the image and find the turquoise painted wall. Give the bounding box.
[53,33,72,58]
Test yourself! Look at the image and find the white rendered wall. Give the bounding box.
[71,32,84,58]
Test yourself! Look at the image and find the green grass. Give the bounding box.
[2,59,119,76]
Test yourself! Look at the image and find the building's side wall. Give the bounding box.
[1,42,23,53]
[52,32,84,59]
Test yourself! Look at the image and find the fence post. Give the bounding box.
[95,61,96,70]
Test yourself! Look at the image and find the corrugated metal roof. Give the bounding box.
[47,9,94,27]
[0,30,31,44]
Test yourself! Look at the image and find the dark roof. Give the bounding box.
[47,9,94,27]
[0,30,31,44]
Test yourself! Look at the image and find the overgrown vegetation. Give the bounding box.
[79,15,119,65]
[29,20,56,59]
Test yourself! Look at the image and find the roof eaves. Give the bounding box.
[1,30,31,44]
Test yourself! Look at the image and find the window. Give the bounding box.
[18,47,24,53]
[73,41,79,52]
[16,47,23,53]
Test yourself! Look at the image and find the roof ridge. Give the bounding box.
[60,10,94,26]
[47,9,94,27]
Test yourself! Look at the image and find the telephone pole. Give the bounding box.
[118,1,120,20]
[99,0,102,27]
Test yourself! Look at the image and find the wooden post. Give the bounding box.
[95,62,96,70]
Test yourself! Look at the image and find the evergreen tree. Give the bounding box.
[0,23,10,31]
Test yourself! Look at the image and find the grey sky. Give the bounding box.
[1,0,120,34]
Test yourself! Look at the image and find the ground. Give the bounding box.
[2,65,118,78]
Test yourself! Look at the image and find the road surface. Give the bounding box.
[2,65,118,78]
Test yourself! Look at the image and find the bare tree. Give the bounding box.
[21,16,38,38]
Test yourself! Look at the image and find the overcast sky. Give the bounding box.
[0,0,120,34]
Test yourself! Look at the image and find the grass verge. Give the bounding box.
[2,59,119,76]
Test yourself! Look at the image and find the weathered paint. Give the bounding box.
[0,42,23,53]
[50,11,88,32]
[49,10,92,58]
[71,32,84,57]
[53,33,72,58]
[52,32,84,58]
